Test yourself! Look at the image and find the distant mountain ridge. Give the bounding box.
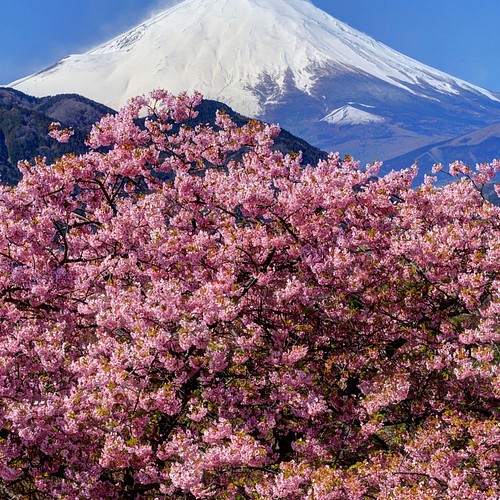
[385,123,500,175]
[0,89,114,184]
[384,122,500,204]
[0,88,326,184]
[8,0,500,169]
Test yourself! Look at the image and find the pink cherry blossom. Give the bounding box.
[0,90,498,499]
[48,121,75,143]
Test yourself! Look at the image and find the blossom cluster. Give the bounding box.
[0,91,498,499]
[48,122,75,143]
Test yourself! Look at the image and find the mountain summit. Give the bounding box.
[8,0,500,163]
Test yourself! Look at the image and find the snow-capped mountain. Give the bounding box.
[8,0,500,164]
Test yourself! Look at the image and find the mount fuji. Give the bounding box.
[8,0,500,165]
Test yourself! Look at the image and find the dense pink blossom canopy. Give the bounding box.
[0,91,499,499]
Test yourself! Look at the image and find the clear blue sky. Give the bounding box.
[1,0,499,91]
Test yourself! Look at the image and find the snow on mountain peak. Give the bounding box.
[9,0,498,115]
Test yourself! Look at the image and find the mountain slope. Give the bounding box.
[383,123,500,182]
[0,88,326,184]
[8,0,500,166]
[0,89,114,184]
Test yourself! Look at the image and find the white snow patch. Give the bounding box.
[321,105,385,125]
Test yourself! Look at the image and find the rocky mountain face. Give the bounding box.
[0,88,326,184]
[8,0,500,171]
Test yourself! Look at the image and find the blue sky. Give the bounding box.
[1,0,499,91]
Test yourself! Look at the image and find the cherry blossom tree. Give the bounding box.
[0,90,499,499]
